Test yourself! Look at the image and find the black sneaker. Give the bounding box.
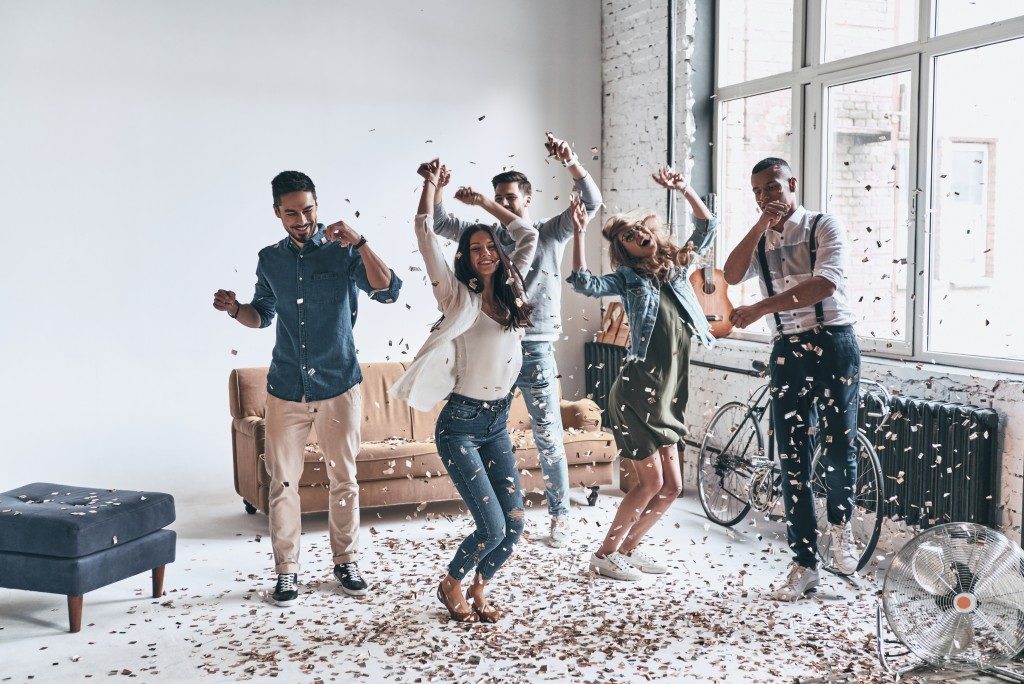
[334,562,369,596]
[272,573,298,607]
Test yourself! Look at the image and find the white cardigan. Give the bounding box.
[388,214,538,412]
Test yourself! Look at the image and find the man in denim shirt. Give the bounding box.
[213,171,401,606]
[431,133,602,548]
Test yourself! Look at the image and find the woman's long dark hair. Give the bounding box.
[453,224,533,330]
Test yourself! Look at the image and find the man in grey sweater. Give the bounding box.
[432,133,603,548]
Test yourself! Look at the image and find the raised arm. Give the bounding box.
[566,198,625,299]
[652,167,719,266]
[431,164,478,242]
[453,185,520,228]
[415,159,457,308]
[539,133,604,241]
[570,196,589,273]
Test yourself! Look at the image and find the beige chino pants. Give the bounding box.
[264,386,361,574]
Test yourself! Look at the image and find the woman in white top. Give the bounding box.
[390,159,538,623]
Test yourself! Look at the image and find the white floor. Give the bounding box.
[0,488,1010,683]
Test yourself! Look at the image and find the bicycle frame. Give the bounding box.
[715,382,773,466]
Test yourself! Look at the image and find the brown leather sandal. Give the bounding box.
[466,588,501,623]
[437,582,478,623]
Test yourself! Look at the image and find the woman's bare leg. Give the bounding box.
[618,444,683,555]
[595,452,664,557]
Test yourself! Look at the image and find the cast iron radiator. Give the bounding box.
[584,342,627,426]
[861,392,1000,528]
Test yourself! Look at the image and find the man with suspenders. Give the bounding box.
[723,157,861,601]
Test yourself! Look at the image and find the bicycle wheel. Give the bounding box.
[697,402,763,527]
[811,430,884,574]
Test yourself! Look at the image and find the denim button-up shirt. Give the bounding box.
[567,216,718,360]
[250,224,402,402]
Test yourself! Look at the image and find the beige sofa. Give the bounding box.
[229,362,618,514]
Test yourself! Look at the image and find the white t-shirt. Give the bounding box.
[453,310,525,401]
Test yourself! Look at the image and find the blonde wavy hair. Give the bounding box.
[601,210,694,283]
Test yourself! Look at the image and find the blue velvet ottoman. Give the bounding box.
[0,483,176,632]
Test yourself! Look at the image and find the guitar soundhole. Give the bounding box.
[703,283,716,295]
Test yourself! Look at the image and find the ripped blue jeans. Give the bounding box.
[516,341,570,517]
[436,392,525,580]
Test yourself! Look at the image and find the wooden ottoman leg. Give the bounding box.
[67,595,83,633]
[152,565,165,598]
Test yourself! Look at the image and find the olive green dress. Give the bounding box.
[608,285,694,460]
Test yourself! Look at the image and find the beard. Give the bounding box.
[290,224,313,243]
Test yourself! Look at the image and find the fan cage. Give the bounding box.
[882,522,1024,671]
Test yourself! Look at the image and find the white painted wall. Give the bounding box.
[0,0,602,497]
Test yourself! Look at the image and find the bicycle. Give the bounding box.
[695,360,891,574]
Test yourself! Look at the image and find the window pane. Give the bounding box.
[928,39,1023,362]
[718,0,794,87]
[825,71,912,345]
[935,0,1023,35]
[720,90,794,336]
[824,0,918,63]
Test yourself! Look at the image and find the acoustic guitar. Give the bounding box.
[687,193,734,338]
[689,258,734,338]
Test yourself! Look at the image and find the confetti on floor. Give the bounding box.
[0,494,1013,683]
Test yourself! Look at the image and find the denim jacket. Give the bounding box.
[567,216,718,361]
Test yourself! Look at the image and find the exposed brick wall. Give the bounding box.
[597,0,1024,544]
[602,0,698,227]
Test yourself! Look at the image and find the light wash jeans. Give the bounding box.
[516,341,570,518]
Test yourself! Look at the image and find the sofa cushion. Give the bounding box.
[509,430,619,466]
[0,483,176,558]
[355,440,447,482]
[358,362,417,442]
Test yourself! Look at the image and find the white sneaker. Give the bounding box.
[829,522,859,575]
[590,552,642,581]
[548,516,570,548]
[766,563,820,601]
[621,549,668,574]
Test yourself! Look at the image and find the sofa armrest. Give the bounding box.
[233,416,265,441]
[560,399,602,432]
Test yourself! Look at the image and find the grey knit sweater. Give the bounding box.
[432,173,603,342]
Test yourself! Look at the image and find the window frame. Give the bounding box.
[712,1,1024,374]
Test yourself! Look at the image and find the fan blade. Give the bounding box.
[911,541,960,597]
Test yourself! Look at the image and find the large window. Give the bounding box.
[928,39,1024,362]
[714,1,1024,373]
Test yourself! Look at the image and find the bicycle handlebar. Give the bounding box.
[859,379,892,422]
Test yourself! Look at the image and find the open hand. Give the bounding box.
[324,219,362,246]
[454,186,484,206]
[545,132,575,164]
[652,165,688,191]
[213,289,237,313]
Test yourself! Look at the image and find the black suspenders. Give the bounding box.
[756,213,825,335]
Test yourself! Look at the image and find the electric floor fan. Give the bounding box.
[877,522,1024,681]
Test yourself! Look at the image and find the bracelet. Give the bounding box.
[229,301,240,319]
[563,155,579,167]
[354,235,368,249]
[424,179,437,187]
